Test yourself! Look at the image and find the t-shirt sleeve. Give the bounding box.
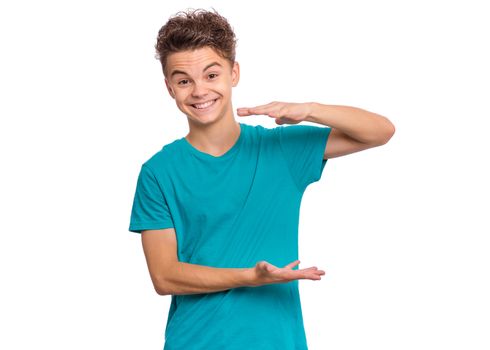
[128,164,174,234]
[276,124,332,192]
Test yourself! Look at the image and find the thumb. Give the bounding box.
[284,260,300,269]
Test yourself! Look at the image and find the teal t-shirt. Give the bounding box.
[129,122,331,350]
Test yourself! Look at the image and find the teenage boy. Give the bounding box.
[129,8,395,350]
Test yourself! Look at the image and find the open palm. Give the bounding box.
[252,259,325,286]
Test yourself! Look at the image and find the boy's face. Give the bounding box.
[164,46,240,126]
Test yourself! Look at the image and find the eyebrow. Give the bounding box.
[170,62,223,78]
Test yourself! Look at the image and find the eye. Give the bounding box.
[208,73,218,79]
[178,79,189,85]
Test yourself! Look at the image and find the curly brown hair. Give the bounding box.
[155,8,237,77]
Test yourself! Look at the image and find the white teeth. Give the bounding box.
[192,99,216,109]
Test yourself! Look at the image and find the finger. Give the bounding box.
[284,259,301,269]
[241,107,272,116]
[237,102,274,113]
[299,268,325,279]
[237,104,277,116]
[237,108,275,116]
[310,271,326,279]
[236,108,254,116]
[301,266,318,271]
[307,270,325,279]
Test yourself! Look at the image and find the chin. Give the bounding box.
[186,113,222,126]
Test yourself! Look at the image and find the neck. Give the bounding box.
[185,114,241,157]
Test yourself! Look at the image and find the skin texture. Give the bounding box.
[250,260,325,287]
[164,46,242,157]
[142,46,395,295]
[237,102,395,159]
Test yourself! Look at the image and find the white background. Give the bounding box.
[1,0,489,349]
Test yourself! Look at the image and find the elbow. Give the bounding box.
[154,277,172,296]
[155,287,170,296]
[153,263,181,296]
[361,118,395,146]
[387,121,396,142]
[382,123,396,144]
[375,119,396,145]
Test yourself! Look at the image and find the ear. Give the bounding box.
[164,78,175,99]
[231,61,240,87]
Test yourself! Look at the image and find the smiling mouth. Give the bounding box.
[191,98,218,110]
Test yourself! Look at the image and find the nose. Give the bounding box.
[191,80,209,99]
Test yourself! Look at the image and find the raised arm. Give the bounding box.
[141,228,325,296]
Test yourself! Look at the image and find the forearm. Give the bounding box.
[306,102,395,145]
[157,261,254,296]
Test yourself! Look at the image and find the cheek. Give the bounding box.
[217,81,232,93]
[174,92,187,103]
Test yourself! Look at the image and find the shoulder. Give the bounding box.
[250,123,312,136]
[242,122,280,139]
[141,137,183,174]
[272,123,331,142]
[251,123,310,143]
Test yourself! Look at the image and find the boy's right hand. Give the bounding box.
[248,260,325,287]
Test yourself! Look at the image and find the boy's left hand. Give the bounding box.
[237,101,312,125]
